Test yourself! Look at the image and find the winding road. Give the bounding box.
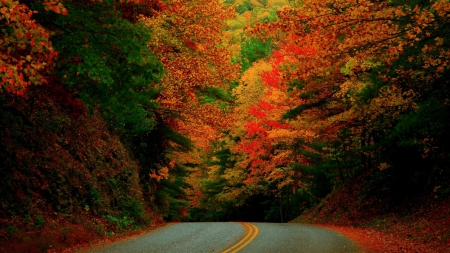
[83,222,361,253]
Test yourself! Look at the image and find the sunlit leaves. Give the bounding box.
[144,0,239,144]
[237,0,450,201]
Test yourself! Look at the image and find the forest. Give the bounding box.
[1,0,449,252]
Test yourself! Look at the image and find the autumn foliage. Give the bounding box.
[0,0,60,95]
[1,0,450,252]
[191,0,450,231]
[0,0,235,251]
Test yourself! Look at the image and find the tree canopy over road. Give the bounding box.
[1,0,449,252]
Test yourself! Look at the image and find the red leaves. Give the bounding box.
[184,39,198,51]
[251,158,264,167]
[263,121,289,129]
[239,139,263,156]
[43,0,68,15]
[272,50,285,65]
[258,101,273,110]
[261,64,282,89]
[285,44,317,56]
[42,83,85,117]
[1,1,60,95]
[244,121,265,137]
[249,105,266,119]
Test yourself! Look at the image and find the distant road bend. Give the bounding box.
[84,222,361,253]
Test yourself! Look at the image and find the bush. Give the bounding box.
[34,215,45,229]
[121,198,144,221]
[103,215,134,231]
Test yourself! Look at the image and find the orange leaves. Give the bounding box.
[143,0,240,156]
[146,0,237,97]
[0,1,59,95]
[43,0,68,15]
[431,0,450,19]
[247,0,450,176]
[149,166,170,182]
[229,50,307,185]
[256,0,422,70]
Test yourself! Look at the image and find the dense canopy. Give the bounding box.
[1,0,449,251]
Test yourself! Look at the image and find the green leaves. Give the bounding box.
[48,0,164,133]
[239,37,273,72]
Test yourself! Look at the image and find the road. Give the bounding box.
[83,222,362,253]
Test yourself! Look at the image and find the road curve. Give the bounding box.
[82,222,361,253]
[239,223,360,253]
[83,222,246,253]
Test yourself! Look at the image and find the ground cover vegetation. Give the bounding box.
[1,0,449,252]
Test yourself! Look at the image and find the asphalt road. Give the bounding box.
[83,222,361,253]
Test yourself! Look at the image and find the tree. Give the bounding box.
[250,0,450,199]
[0,0,63,95]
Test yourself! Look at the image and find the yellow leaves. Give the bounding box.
[393,6,408,17]
[348,5,366,18]
[222,168,246,184]
[340,57,359,76]
[378,162,391,171]
[425,57,442,67]
[434,37,444,47]
[267,0,290,8]
[233,59,271,106]
[414,12,434,29]
[422,48,449,77]
[335,79,367,101]
[431,0,450,19]
[267,128,296,142]
[215,186,246,204]
[249,0,263,8]
[265,88,286,104]
[274,176,295,190]
[329,108,357,125]
[362,85,417,122]
[226,16,247,30]
[149,166,170,182]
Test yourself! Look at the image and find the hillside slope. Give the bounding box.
[0,86,163,253]
[292,174,450,253]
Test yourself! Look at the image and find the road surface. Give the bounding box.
[83,222,361,253]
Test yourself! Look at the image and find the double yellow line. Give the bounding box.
[223,222,259,253]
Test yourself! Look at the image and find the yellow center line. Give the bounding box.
[223,222,259,253]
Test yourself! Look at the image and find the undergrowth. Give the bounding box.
[292,173,450,253]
